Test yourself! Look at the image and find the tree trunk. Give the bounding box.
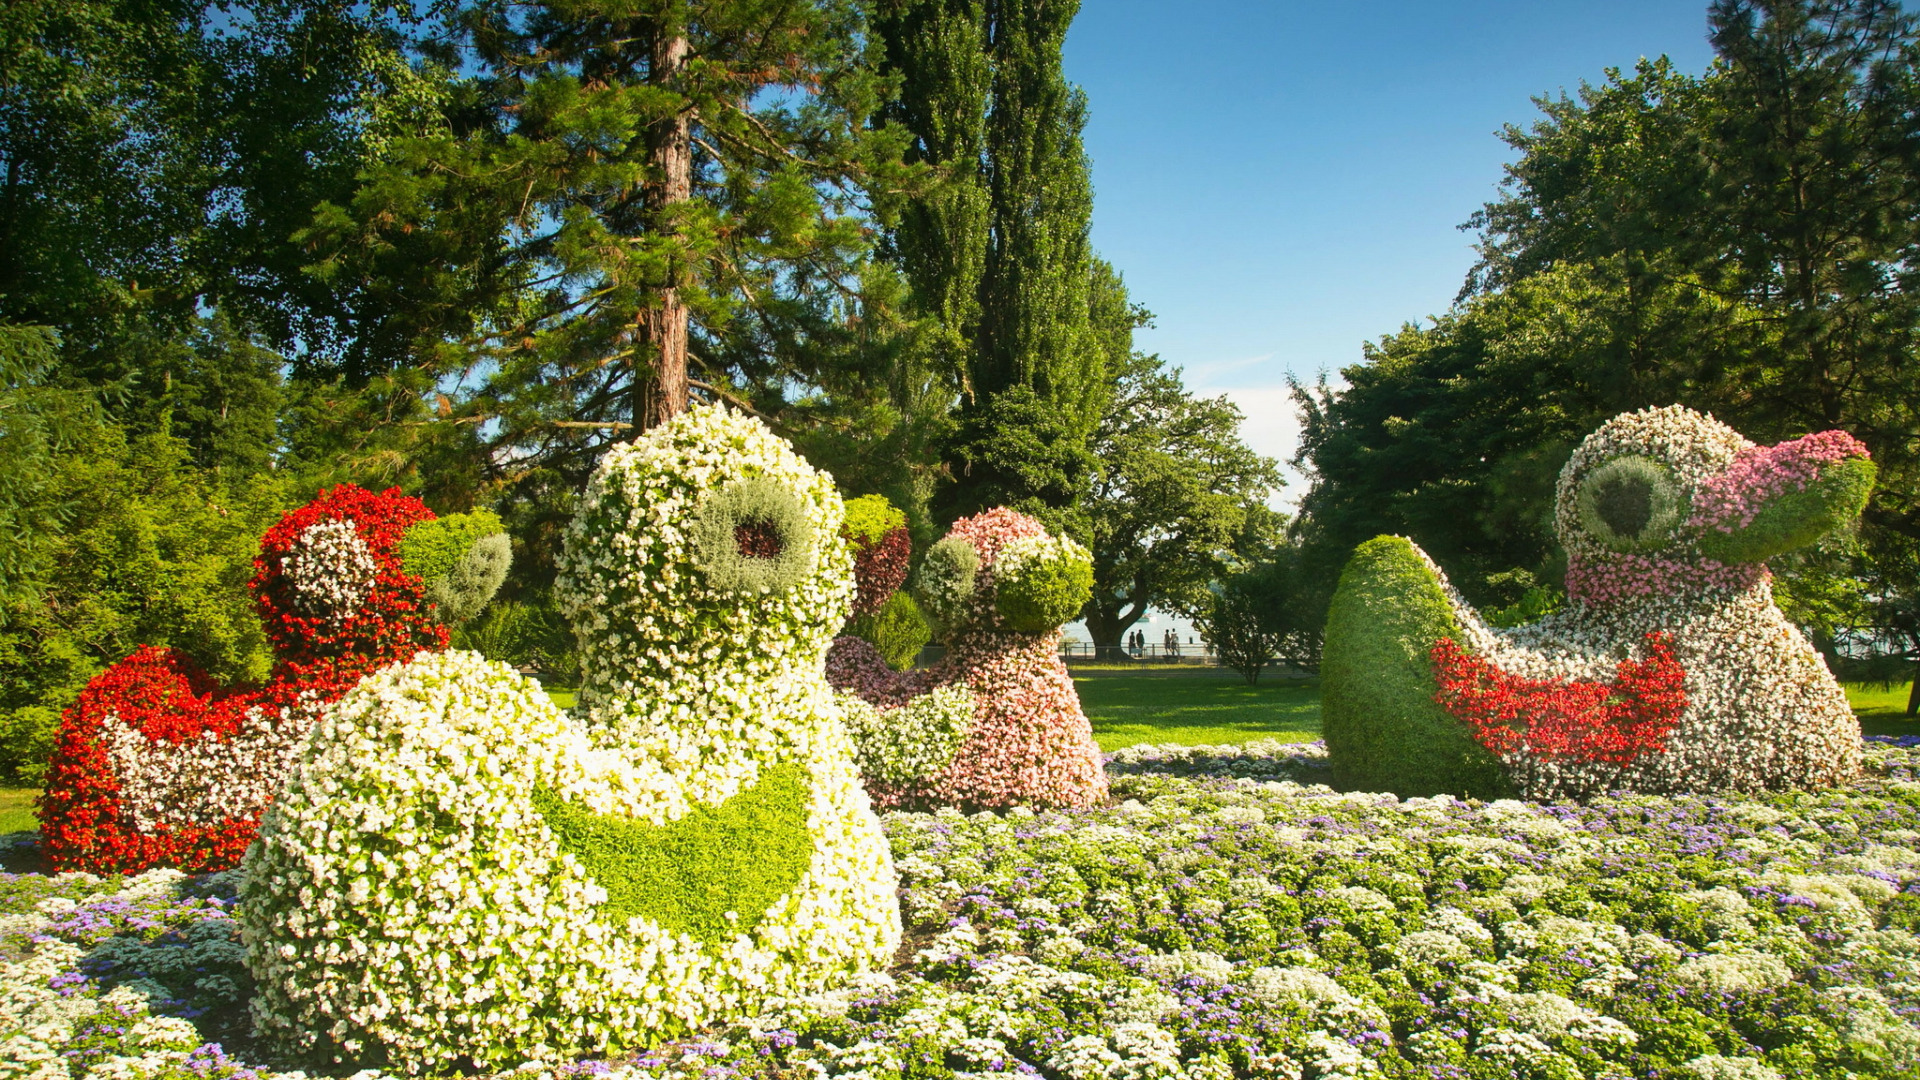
[1908,664,1918,717]
[634,27,692,433]
[1083,600,1144,651]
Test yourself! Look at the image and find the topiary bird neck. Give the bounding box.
[1564,551,1769,607]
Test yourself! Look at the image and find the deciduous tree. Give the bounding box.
[1083,349,1281,650]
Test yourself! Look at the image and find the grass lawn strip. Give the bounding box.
[0,788,35,834]
[1074,673,1321,752]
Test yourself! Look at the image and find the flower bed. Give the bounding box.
[4,738,1918,1079]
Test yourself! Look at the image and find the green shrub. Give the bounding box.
[0,426,289,784]
[1321,536,1513,799]
[422,532,511,624]
[841,493,906,546]
[452,597,579,679]
[1196,577,1276,685]
[846,590,932,670]
[1482,585,1564,629]
[0,706,56,786]
[398,508,505,584]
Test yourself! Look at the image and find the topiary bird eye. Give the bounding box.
[690,477,816,594]
[1575,456,1684,553]
[735,517,785,558]
[1595,476,1653,536]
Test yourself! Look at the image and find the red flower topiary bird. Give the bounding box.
[37,485,509,873]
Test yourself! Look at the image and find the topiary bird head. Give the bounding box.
[251,485,511,668]
[1555,406,1874,605]
[911,507,1092,640]
[555,405,855,702]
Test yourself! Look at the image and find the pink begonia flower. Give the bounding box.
[1565,552,1766,606]
[829,508,1107,812]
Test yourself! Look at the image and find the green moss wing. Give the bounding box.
[532,762,814,945]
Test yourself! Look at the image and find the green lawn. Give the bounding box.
[1850,681,1919,738]
[1073,671,1322,752]
[0,788,36,834]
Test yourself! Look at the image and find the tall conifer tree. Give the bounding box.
[871,0,990,367]
[872,0,1104,530]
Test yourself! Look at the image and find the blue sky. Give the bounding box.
[1061,0,1720,495]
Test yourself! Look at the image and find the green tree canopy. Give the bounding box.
[1083,349,1281,650]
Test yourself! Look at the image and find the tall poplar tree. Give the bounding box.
[870,0,990,369]
[872,0,1105,531]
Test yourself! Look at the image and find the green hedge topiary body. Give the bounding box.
[1321,536,1513,800]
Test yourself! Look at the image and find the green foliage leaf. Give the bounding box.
[398,510,506,585]
[841,494,907,546]
[846,590,931,671]
[995,543,1093,633]
[0,424,291,784]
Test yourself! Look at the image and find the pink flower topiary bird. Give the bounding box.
[828,507,1108,811]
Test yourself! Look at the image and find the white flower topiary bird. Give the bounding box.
[241,405,900,1073]
[1322,405,1875,802]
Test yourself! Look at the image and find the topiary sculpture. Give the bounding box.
[1322,406,1876,801]
[36,486,509,873]
[240,405,900,1073]
[827,507,1107,811]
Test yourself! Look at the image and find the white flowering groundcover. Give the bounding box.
[5,735,1918,1080]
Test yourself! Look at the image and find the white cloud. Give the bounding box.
[1190,382,1307,510]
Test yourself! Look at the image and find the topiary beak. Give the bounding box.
[399,510,513,624]
[1693,431,1875,564]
